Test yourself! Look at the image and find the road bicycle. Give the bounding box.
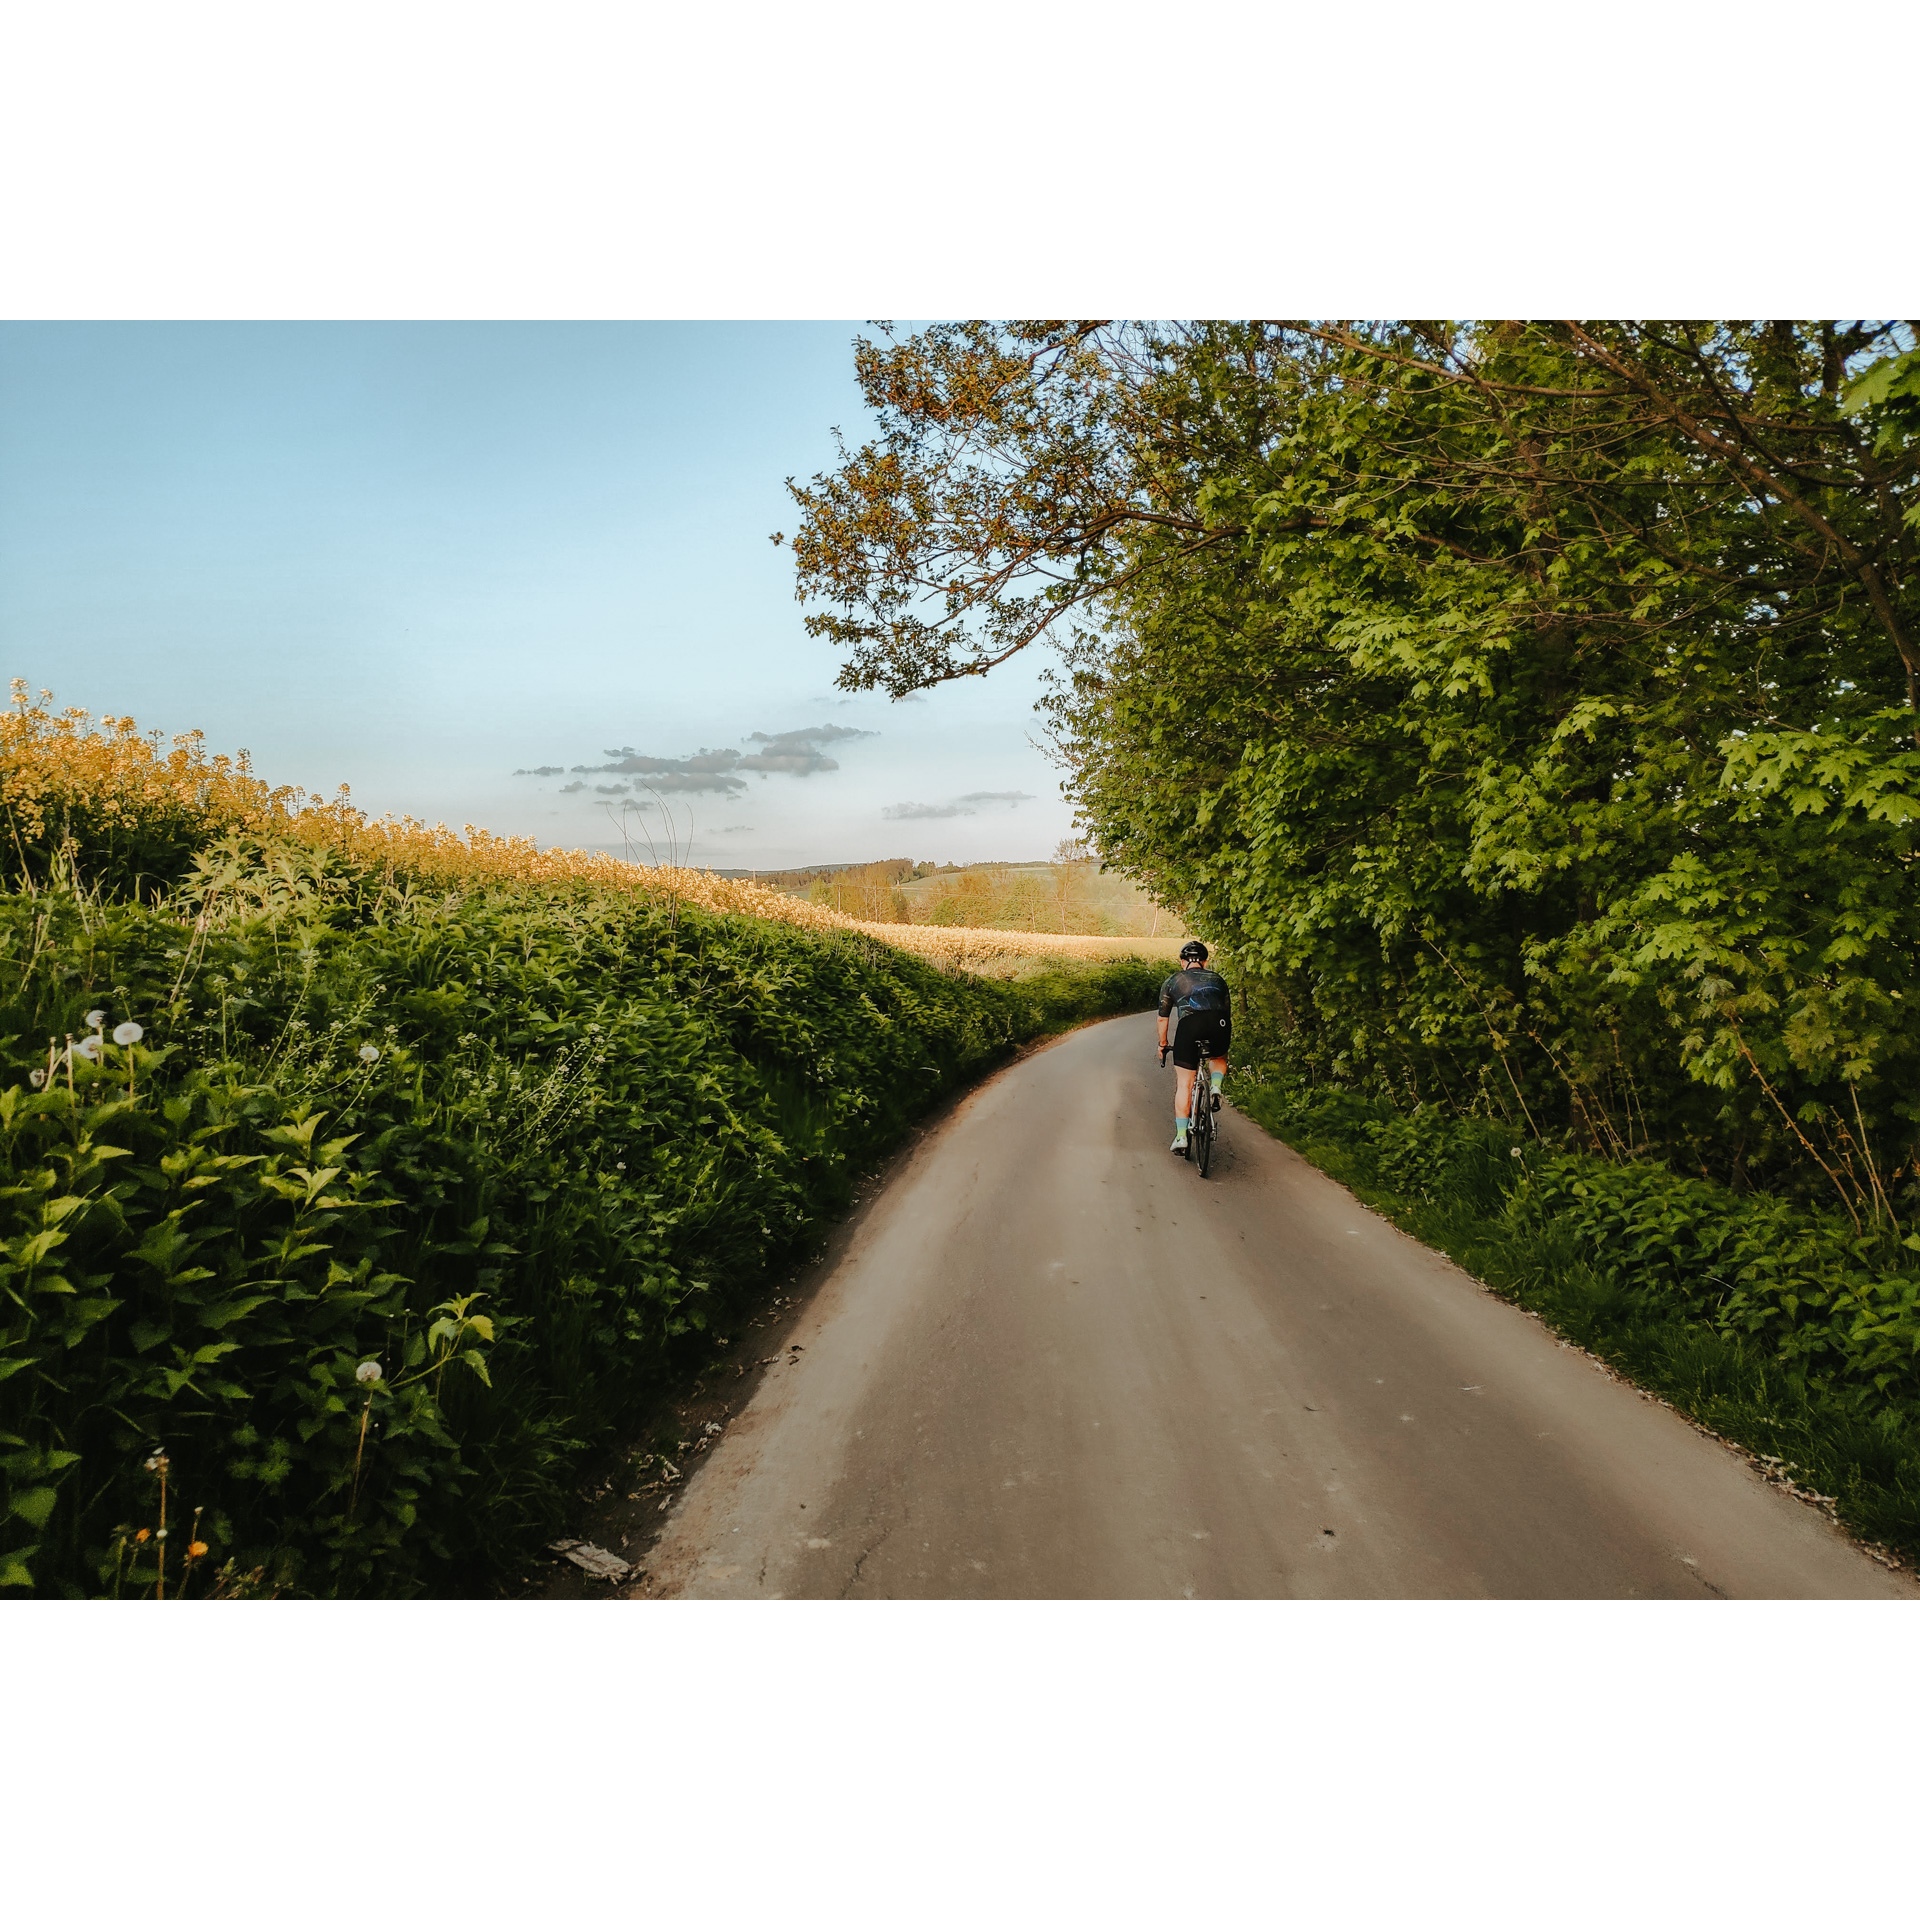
[1159,1041,1217,1178]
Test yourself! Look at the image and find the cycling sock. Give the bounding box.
[1209,1066,1226,1093]
[1174,1115,1189,1142]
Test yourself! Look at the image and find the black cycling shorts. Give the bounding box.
[1170,1009,1231,1069]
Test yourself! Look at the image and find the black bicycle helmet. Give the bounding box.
[1179,940,1209,963]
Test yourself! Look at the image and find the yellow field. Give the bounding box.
[846,921,1182,976]
[2,688,1181,977]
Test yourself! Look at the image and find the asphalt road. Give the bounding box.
[638,1013,1913,1600]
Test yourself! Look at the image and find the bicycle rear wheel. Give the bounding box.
[1193,1074,1213,1177]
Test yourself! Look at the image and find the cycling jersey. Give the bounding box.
[1158,968,1232,1019]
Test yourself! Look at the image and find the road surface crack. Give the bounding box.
[841,1523,896,1597]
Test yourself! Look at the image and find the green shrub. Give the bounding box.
[1241,1074,1920,1406]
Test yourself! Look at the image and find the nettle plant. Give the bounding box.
[0,852,530,1595]
[0,988,502,1595]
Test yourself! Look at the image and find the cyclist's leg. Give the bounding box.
[1169,1018,1200,1146]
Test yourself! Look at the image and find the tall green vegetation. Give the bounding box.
[787,322,1920,1229]
[0,830,1158,1596]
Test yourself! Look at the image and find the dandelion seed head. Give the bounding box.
[113,1021,143,1045]
[84,1009,106,1029]
[74,1034,104,1062]
[356,1360,382,1384]
[358,1044,381,1064]
[28,1069,44,1088]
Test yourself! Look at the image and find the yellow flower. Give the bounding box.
[187,1540,209,1559]
[0,684,1183,977]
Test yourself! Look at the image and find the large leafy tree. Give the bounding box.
[787,322,1920,1217]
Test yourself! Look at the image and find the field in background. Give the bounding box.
[864,923,1184,979]
[769,854,1185,942]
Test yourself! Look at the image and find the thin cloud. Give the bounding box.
[514,764,567,778]
[882,788,1037,822]
[884,801,975,820]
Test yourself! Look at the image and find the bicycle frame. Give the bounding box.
[1160,1043,1217,1175]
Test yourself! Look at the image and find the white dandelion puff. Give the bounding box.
[84,1009,106,1030]
[358,1044,380,1064]
[29,1069,44,1088]
[356,1360,382,1385]
[74,1035,104,1063]
[113,1021,143,1046]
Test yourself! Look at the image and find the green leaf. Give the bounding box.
[9,1486,59,1528]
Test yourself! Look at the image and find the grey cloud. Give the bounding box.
[514,764,567,778]
[645,771,750,794]
[883,801,976,821]
[956,790,1038,806]
[719,824,755,833]
[551,722,878,794]
[558,780,587,794]
[603,769,750,795]
[737,725,877,776]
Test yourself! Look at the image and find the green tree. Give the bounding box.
[787,322,1920,1215]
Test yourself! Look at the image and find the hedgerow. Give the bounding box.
[0,835,1157,1596]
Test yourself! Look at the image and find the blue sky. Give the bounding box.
[0,322,1073,869]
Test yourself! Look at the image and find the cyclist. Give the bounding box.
[1157,940,1232,1153]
